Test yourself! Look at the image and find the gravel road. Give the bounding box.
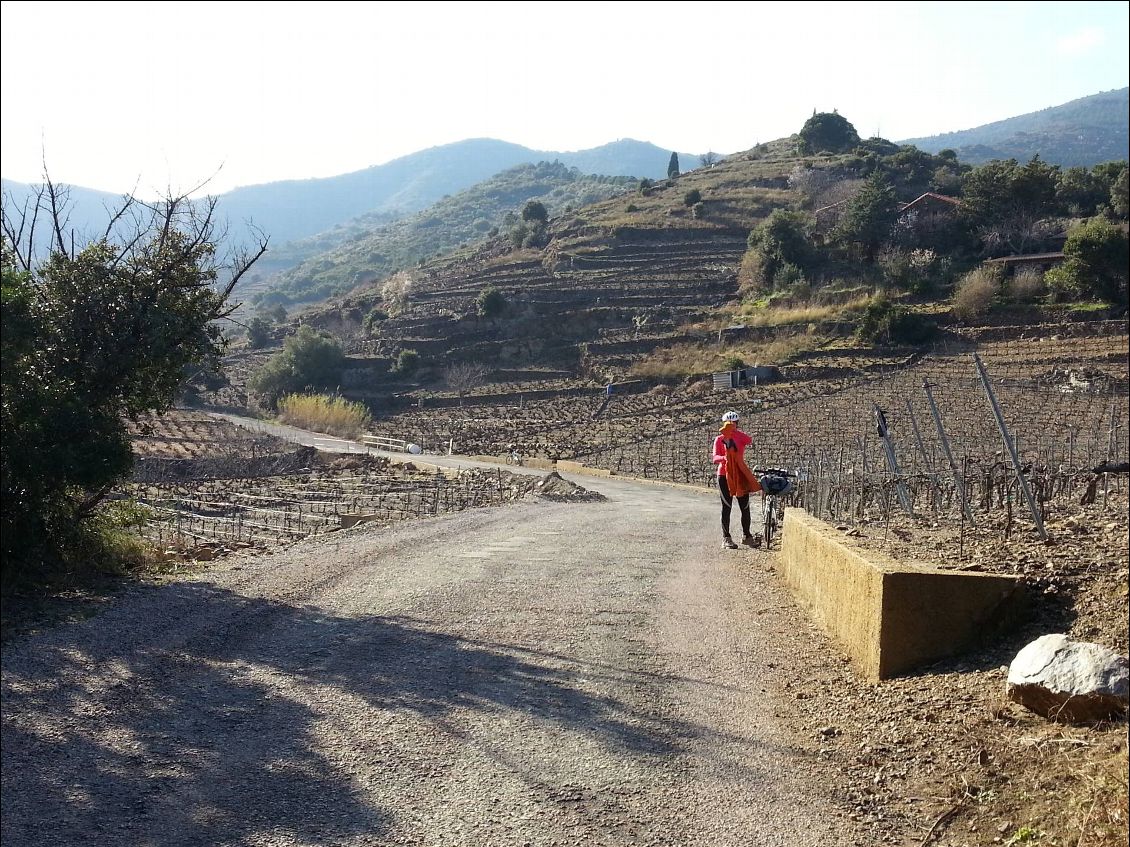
[2,471,870,846]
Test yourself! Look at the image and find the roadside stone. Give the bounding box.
[1006,633,1129,723]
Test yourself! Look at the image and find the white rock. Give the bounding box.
[1007,634,1129,723]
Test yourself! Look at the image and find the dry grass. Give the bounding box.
[277,394,373,439]
[732,296,872,327]
[998,729,1129,847]
[1008,268,1047,303]
[953,265,1002,321]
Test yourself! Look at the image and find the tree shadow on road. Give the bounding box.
[2,580,760,845]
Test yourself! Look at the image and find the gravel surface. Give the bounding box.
[1,476,876,846]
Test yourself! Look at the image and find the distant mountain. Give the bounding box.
[900,88,1129,167]
[1,178,132,249]
[256,161,638,306]
[3,138,697,254]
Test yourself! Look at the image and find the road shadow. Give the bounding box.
[2,580,747,845]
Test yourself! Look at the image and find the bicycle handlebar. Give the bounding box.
[752,466,797,477]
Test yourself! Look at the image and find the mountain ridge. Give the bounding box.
[3,138,699,250]
[899,87,1128,166]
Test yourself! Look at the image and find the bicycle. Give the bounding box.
[754,467,796,550]
[505,449,523,466]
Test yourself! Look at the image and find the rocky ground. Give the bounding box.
[741,487,1129,847]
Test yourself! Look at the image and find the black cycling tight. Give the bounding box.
[718,476,751,539]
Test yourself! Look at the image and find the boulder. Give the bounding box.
[1006,634,1129,723]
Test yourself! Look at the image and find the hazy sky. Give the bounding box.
[2,0,1127,196]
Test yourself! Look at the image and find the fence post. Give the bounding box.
[873,403,913,515]
[923,380,970,520]
[905,398,933,472]
[972,353,1047,541]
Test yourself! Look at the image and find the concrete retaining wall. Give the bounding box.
[779,509,1025,680]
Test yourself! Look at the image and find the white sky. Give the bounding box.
[2,0,1127,196]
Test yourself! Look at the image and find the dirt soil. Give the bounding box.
[3,468,1125,846]
[746,489,1129,847]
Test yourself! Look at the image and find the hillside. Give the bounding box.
[901,87,1129,166]
[3,139,698,257]
[254,162,638,306]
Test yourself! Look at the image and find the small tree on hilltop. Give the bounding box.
[797,111,861,155]
[684,189,702,207]
[668,152,680,179]
[699,152,719,168]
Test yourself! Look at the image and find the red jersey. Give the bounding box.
[712,429,752,477]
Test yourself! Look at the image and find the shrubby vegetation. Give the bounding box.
[248,326,346,407]
[476,285,507,319]
[1,185,265,583]
[1045,217,1129,304]
[797,111,861,154]
[737,120,1128,332]
[394,349,421,376]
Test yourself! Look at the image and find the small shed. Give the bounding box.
[712,366,781,390]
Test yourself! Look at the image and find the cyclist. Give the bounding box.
[712,410,760,549]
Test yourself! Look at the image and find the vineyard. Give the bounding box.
[122,413,562,558]
[576,322,1129,538]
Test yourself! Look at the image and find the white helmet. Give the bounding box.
[721,410,740,423]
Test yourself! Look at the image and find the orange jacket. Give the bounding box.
[712,429,759,496]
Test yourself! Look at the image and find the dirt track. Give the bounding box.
[0,473,878,846]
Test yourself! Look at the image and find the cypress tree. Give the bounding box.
[667,152,680,179]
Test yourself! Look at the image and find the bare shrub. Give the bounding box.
[952,265,1002,321]
[445,361,491,402]
[1008,267,1046,302]
[381,270,415,316]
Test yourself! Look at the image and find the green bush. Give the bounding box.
[363,308,389,336]
[1044,217,1129,303]
[855,296,935,345]
[394,349,421,375]
[248,326,346,407]
[684,189,702,206]
[247,316,272,349]
[773,262,806,289]
[521,200,548,224]
[477,286,507,319]
[797,111,861,154]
